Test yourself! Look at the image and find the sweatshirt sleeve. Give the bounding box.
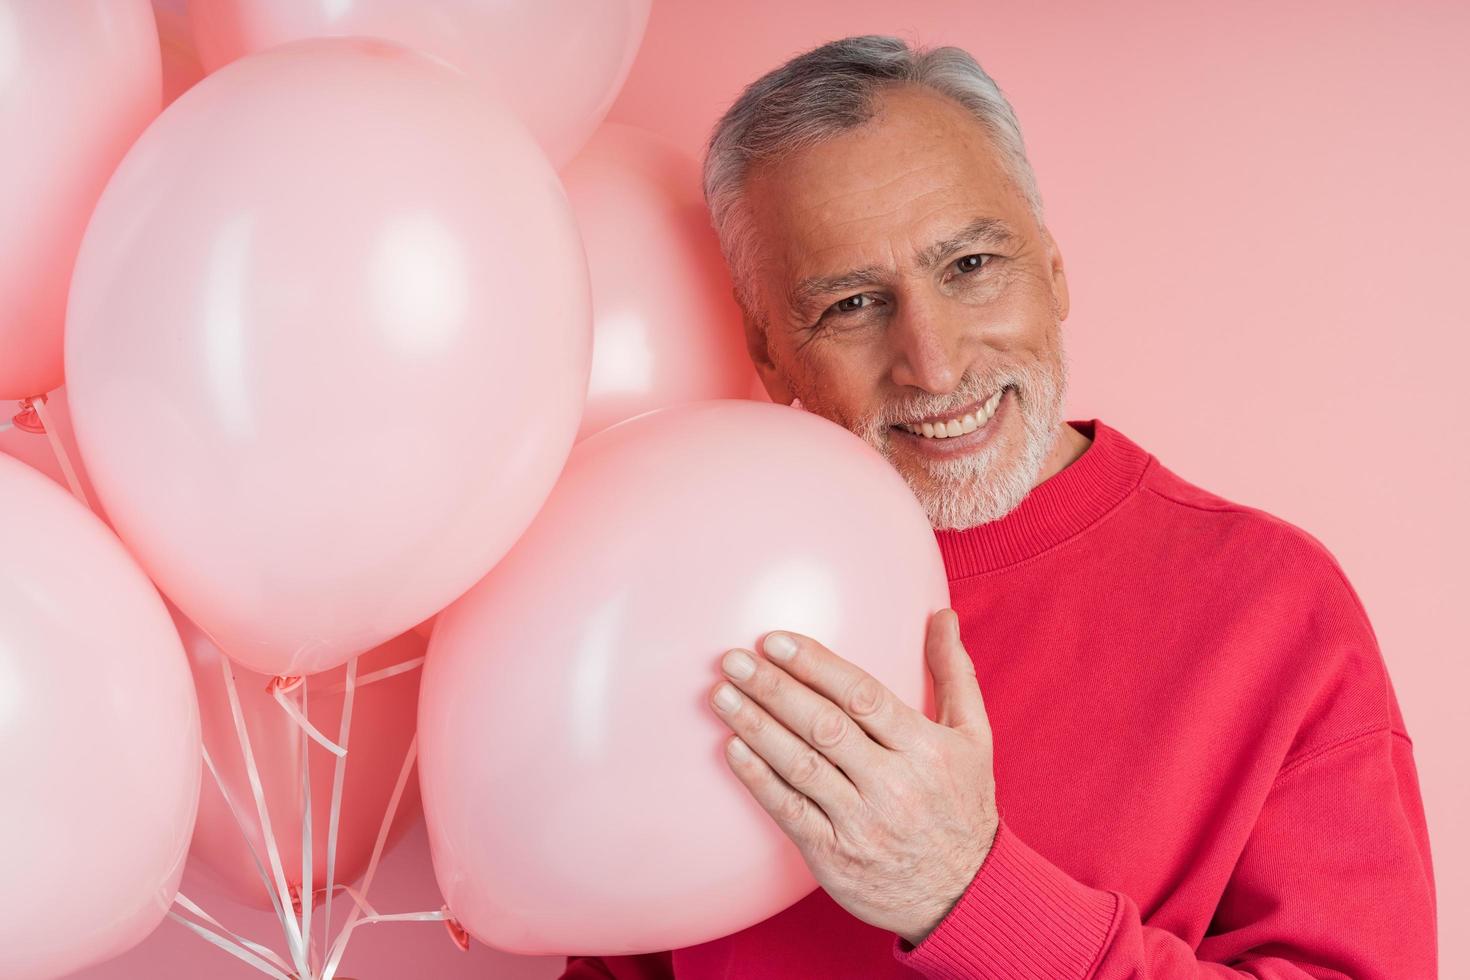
[559,950,674,979]
[891,727,1437,979]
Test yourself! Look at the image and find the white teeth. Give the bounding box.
[900,388,1006,438]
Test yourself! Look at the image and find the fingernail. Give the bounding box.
[764,632,797,661]
[714,683,741,712]
[727,736,751,759]
[722,649,755,680]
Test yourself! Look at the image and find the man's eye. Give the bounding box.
[828,293,875,316]
[954,253,991,274]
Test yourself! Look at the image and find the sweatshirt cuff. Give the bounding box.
[891,816,1118,979]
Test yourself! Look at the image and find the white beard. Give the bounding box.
[783,321,1071,531]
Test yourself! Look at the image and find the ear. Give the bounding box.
[739,292,794,404]
[1041,225,1070,322]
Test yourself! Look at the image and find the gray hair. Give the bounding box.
[702,34,1045,322]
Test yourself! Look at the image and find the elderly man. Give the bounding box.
[564,35,1437,979]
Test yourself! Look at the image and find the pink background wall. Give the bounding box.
[38,0,1467,976]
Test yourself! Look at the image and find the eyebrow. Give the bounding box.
[914,216,1018,269]
[789,267,888,313]
[788,216,1018,314]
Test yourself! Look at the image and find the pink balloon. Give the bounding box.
[65,38,592,678]
[748,372,773,402]
[562,124,753,442]
[419,400,950,955]
[180,611,424,910]
[0,0,160,400]
[0,454,201,979]
[187,0,651,167]
[153,2,205,106]
[0,387,102,510]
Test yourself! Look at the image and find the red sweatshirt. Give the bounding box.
[562,417,1438,979]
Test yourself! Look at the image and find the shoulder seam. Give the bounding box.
[1275,726,1398,786]
[1140,481,1243,514]
[1140,482,1382,648]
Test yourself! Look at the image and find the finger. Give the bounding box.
[926,609,988,735]
[722,734,835,852]
[759,630,927,753]
[718,645,890,798]
[710,672,862,820]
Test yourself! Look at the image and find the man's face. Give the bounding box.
[742,84,1073,530]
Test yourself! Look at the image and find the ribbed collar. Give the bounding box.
[933,418,1152,579]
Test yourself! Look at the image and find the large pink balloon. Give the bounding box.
[419,400,950,955]
[180,612,424,910]
[187,0,651,167]
[65,37,592,678]
[0,453,201,979]
[562,124,752,442]
[153,2,205,106]
[0,0,161,400]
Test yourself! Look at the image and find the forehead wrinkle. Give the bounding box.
[801,188,958,239]
[791,161,954,220]
[790,201,993,304]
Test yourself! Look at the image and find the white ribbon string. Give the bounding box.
[322,655,423,695]
[183,653,442,978]
[321,655,357,965]
[167,912,295,980]
[220,657,311,976]
[27,397,88,508]
[324,881,378,920]
[200,744,292,931]
[323,906,451,967]
[172,892,296,976]
[320,734,419,980]
[298,681,316,975]
[273,683,347,757]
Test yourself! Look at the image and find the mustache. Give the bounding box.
[878,377,1014,428]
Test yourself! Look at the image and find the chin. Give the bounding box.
[900,450,1038,531]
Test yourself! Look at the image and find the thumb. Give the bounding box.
[925,608,988,735]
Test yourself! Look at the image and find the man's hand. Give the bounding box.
[707,608,999,948]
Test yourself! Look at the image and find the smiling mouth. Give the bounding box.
[891,386,1009,439]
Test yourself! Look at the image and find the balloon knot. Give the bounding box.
[12,398,44,434]
[288,883,302,916]
[443,907,470,951]
[266,674,304,695]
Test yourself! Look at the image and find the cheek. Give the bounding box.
[992,270,1061,343]
[947,291,1051,361]
[800,349,887,419]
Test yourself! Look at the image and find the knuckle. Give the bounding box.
[743,709,767,737]
[787,748,823,788]
[836,841,867,876]
[846,676,886,716]
[811,710,849,748]
[776,792,809,826]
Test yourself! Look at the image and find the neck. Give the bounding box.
[1036,420,1093,487]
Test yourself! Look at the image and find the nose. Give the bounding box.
[887,292,970,395]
